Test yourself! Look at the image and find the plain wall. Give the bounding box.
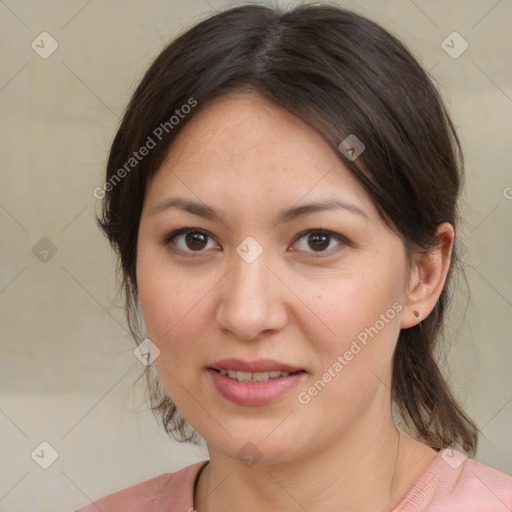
[0,0,511,510]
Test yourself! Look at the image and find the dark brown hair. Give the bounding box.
[97,3,479,453]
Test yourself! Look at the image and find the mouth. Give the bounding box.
[209,368,305,383]
[206,358,307,406]
[207,368,307,406]
[208,358,307,383]
[208,358,306,375]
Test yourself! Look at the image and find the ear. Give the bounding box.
[400,222,455,329]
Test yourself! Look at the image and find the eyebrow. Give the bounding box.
[149,196,369,223]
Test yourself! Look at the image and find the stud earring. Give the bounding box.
[414,310,421,319]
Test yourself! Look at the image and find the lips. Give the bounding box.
[207,367,307,406]
[208,358,305,374]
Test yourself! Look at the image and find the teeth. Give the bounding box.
[219,369,292,382]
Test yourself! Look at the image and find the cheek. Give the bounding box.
[294,280,403,426]
[302,268,404,381]
[136,249,215,369]
[310,266,402,336]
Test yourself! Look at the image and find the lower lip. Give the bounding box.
[207,369,306,406]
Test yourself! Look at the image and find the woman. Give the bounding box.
[76,3,512,511]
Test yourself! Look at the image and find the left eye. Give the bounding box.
[291,229,346,255]
[163,228,346,256]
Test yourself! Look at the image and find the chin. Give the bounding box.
[201,429,306,468]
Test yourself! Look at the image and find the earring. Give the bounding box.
[414,310,421,319]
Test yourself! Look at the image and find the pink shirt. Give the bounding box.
[74,449,512,511]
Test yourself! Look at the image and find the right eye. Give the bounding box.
[163,227,220,256]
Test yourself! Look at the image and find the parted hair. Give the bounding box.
[97,3,479,454]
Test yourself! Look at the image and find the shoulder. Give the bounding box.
[73,460,209,512]
[394,449,512,512]
[447,454,512,510]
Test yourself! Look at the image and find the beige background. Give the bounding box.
[0,0,511,510]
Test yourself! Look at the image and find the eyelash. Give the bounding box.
[162,227,349,258]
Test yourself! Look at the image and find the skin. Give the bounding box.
[136,91,454,512]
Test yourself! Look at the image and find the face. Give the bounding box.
[136,91,412,465]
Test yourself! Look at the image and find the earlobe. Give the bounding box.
[400,272,427,329]
[400,222,455,329]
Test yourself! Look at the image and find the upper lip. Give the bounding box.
[208,358,305,373]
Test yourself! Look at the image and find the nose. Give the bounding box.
[215,248,289,341]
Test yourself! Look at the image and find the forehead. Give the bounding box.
[145,91,376,219]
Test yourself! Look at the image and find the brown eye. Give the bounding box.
[292,229,347,256]
[184,231,208,250]
[163,228,218,255]
[307,233,330,251]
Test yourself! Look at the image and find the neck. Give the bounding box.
[194,412,436,512]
